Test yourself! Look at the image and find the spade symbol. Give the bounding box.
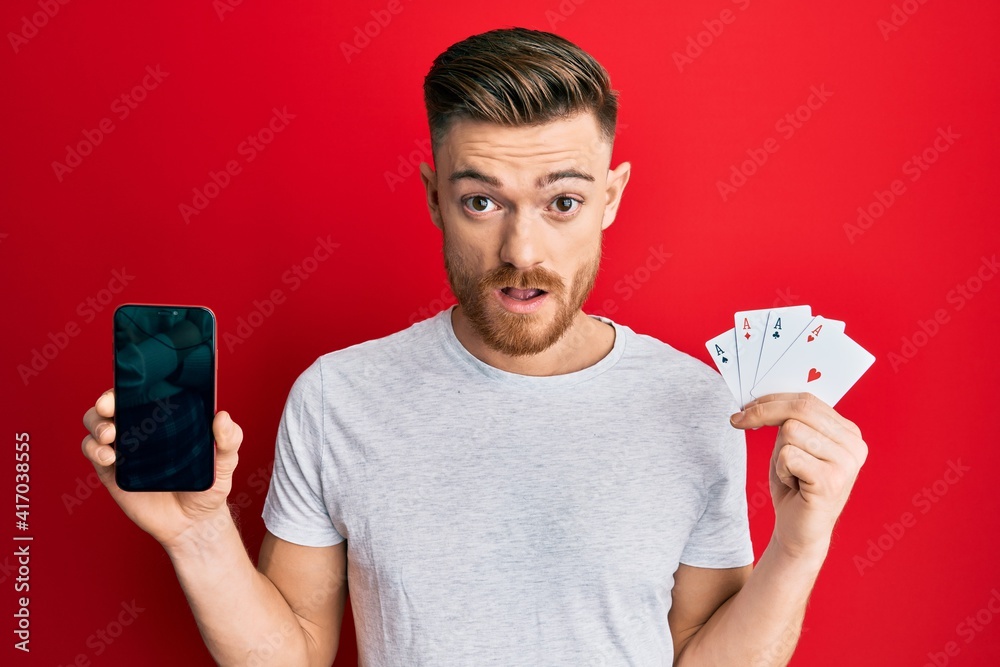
[721,357,728,364]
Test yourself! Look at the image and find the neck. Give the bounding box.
[450,305,615,377]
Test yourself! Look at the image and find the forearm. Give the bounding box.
[677,535,828,667]
[164,507,316,666]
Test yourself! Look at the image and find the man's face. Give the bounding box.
[420,111,630,357]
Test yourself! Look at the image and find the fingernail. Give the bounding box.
[731,411,744,424]
[99,449,115,465]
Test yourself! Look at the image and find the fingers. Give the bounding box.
[774,443,823,491]
[83,405,114,441]
[83,389,116,453]
[80,390,119,488]
[774,439,857,506]
[80,433,118,490]
[83,390,118,470]
[770,411,863,501]
[732,392,858,445]
[774,418,841,464]
[96,389,115,418]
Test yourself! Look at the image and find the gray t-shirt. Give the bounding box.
[261,306,753,666]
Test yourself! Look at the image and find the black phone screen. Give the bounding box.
[113,305,216,492]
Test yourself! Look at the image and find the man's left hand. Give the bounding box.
[730,392,868,563]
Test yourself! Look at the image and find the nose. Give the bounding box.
[498,213,544,271]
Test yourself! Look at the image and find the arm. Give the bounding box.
[671,545,822,666]
[672,392,867,666]
[82,391,347,665]
[166,520,347,665]
[669,563,750,659]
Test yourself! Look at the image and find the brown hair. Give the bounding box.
[423,27,619,161]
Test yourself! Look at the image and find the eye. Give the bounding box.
[551,196,583,215]
[463,195,498,215]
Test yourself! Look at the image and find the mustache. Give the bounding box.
[478,265,564,293]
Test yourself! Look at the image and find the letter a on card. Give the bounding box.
[751,316,875,407]
[733,308,772,409]
[705,328,741,408]
[754,306,813,390]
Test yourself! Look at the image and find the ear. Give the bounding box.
[419,162,443,231]
[600,161,631,231]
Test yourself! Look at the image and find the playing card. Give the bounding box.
[732,308,769,409]
[755,306,814,388]
[750,316,874,407]
[705,328,741,407]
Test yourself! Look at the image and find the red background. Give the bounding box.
[4,0,1000,665]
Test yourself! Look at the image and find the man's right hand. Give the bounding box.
[81,389,244,551]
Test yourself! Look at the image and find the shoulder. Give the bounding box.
[291,312,443,397]
[610,320,739,414]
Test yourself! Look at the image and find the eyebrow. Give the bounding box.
[448,168,595,189]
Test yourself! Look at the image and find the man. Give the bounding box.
[81,27,867,666]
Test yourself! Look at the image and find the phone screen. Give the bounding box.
[113,305,216,492]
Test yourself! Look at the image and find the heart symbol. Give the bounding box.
[807,368,822,383]
[807,335,815,342]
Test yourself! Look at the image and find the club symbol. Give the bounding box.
[772,331,780,339]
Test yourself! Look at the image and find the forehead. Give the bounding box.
[438,112,609,188]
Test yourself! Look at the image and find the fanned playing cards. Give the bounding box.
[706,305,875,409]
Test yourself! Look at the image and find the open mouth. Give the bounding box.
[500,287,547,301]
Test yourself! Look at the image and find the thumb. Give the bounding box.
[212,411,243,486]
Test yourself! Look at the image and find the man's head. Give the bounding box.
[419,27,630,358]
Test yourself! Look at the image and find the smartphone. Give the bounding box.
[112,304,217,492]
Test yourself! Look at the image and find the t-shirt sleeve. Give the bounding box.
[261,358,346,547]
[679,394,755,569]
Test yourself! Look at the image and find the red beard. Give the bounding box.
[443,233,602,357]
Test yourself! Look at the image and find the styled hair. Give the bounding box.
[423,27,619,161]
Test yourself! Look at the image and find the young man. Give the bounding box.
[81,27,867,666]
